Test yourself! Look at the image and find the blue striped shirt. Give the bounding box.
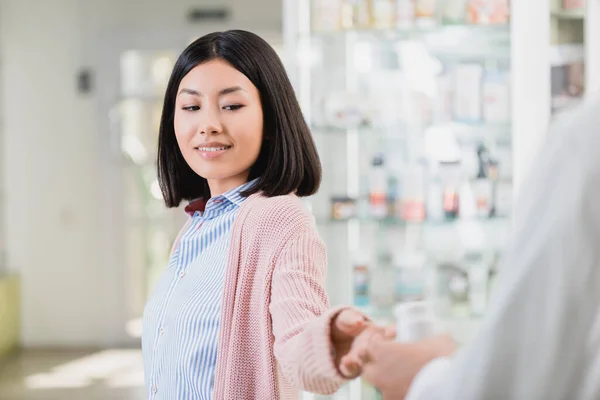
[142,179,256,400]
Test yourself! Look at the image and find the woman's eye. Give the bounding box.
[182,105,200,111]
[223,104,243,111]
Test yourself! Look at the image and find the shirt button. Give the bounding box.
[179,271,185,278]
[152,385,157,394]
[159,326,164,335]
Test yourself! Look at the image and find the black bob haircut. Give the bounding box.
[157,30,322,208]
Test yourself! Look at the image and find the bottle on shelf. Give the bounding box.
[399,159,427,222]
[442,0,469,24]
[353,257,370,308]
[472,144,493,218]
[341,0,374,29]
[483,66,511,125]
[394,230,437,340]
[563,0,585,9]
[387,173,401,219]
[459,178,478,219]
[439,160,461,220]
[369,153,389,219]
[371,0,396,29]
[467,0,510,25]
[487,155,500,217]
[371,251,396,312]
[331,196,358,220]
[394,247,428,303]
[393,301,440,400]
[433,72,453,123]
[395,0,416,29]
[387,150,406,220]
[395,300,437,342]
[415,0,438,28]
[437,261,470,317]
[493,180,512,217]
[453,63,484,124]
[312,0,344,32]
[426,175,445,221]
[465,251,490,317]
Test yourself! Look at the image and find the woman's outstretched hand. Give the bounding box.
[330,309,395,378]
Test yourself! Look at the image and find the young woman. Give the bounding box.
[142,30,371,399]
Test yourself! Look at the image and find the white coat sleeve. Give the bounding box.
[406,102,600,400]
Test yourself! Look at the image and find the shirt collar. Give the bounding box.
[184,178,259,217]
[221,178,258,207]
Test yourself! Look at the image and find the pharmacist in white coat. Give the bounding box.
[358,98,600,400]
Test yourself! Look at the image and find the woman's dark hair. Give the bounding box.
[157,30,322,207]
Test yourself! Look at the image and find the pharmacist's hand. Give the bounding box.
[360,333,456,400]
[333,316,395,379]
[330,309,371,378]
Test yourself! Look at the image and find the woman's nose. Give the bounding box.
[199,110,222,135]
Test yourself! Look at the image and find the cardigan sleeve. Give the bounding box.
[268,221,348,395]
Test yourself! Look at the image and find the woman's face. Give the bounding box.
[174,58,264,197]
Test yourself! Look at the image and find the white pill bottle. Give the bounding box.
[394,300,437,342]
[394,300,449,400]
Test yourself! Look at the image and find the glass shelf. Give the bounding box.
[302,24,511,60]
[551,8,586,20]
[306,23,510,42]
[311,122,512,145]
[319,215,510,226]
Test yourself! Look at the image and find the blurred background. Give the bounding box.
[0,0,595,399]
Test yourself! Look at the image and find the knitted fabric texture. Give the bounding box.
[171,192,346,399]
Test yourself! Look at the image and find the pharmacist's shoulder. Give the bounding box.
[241,192,317,237]
[516,98,600,226]
[547,96,600,168]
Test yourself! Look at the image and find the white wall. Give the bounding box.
[1,0,282,348]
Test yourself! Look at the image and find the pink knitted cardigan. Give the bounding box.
[171,192,347,399]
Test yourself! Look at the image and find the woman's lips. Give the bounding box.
[195,145,232,159]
